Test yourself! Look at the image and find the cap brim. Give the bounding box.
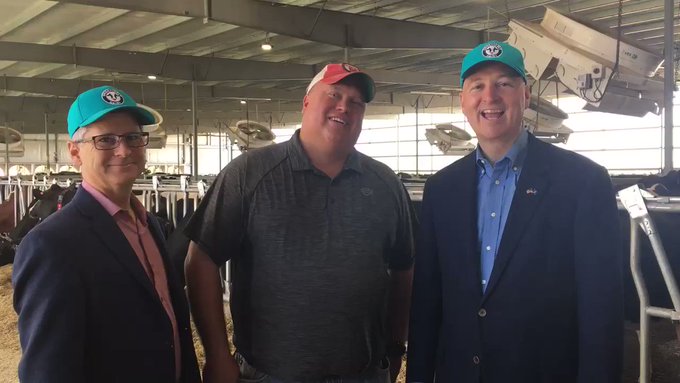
[79,105,158,130]
[321,72,375,102]
[460,59,527,86]
[460,60,526,87]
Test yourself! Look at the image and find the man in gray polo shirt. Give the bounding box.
[185,63,416,383]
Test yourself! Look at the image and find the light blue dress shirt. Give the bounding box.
[476,129,528,292]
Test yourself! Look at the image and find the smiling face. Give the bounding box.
[68,111,146,195]
[299,76,367,158]
[460,62,530,149]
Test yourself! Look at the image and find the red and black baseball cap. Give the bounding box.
[306,63,375,102]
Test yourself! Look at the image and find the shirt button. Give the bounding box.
[478,308,487,317]
[490,212,496,218]
[513,166,518,171]
[494,179,500,185]
[473,355,480,364]
[486,245,491,251]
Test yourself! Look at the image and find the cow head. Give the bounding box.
[0,184,78,265]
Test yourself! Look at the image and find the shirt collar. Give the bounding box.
[288,129,363,174]
[476,128,529,171]
[81,180,147,225]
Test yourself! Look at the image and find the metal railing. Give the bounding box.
[618,185,680,383]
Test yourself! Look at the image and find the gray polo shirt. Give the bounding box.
[185,130,415,381]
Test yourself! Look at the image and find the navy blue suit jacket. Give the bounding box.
[407,134,623,383]
[13,187,201,383]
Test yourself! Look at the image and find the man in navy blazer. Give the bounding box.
[13,86,200,383]
[407,41,623,383]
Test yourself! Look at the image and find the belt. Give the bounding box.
[234,352,390,383]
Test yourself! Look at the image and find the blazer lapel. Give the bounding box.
[438,153,482,297]
[483,135,551,299]
[74,188,159,300]
[457,154,482,291]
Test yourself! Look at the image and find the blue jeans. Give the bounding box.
[235,352,391,383]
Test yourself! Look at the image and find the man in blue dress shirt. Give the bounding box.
[406,41,623,383]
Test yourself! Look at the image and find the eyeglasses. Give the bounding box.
[75,132,150,150]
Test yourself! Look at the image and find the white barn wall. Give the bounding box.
[3,134,239,176]
[0,134,73,174]
[4,104,676,177]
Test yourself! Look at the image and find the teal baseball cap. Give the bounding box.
[460,40,526,87]
[67,86,157,138]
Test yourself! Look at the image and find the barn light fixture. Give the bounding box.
[261,32,273,51]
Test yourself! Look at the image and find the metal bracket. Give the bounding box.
[71,44,78,68]
[197,180,206,198]
[180,175,187,192]
[203,0,211,24]
[619,184,655,235]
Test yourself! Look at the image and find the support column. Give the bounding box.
[663,0,674,172]
[192,80,199,176]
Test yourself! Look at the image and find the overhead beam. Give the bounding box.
[0,95,407,116]
[0,96,299,114]
[1,95,450,134]
[0,75,394,104]
[2,106,427,134]
[0,76,305,101]
[56,0,494,49]
[370,68,455,87]
[0,42,454,87]
[0,110,304,134]
[0,41,310,82]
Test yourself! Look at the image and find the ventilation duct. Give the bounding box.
[0,126,24,157]
[508,6,664,117]
[226,120,276,152]
[523,96,573,144]
[425,123,475,155]
[138,103,167,148]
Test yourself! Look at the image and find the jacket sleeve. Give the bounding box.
[574,165,624,383]
[406,180,442,383]
[13,232,87,383]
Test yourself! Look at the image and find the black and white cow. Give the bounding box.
[0,183,78,266]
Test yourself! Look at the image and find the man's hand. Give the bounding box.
[186,243,239,383]
[202,355,240,383]
[386,267,412,383]
[389,355,403,383]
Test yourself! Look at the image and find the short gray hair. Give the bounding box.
[70,127,87,142]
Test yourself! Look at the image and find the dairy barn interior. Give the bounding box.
[0,0,679,382]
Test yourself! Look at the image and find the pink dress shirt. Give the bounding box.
[81,181,182,381]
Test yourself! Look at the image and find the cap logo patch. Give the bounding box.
[482,44,503,58]
[342,63,359,73]
[101,89,124,105]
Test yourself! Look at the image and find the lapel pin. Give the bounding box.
[526,188,538,195]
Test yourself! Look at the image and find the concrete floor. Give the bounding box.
[623,320,680,383]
